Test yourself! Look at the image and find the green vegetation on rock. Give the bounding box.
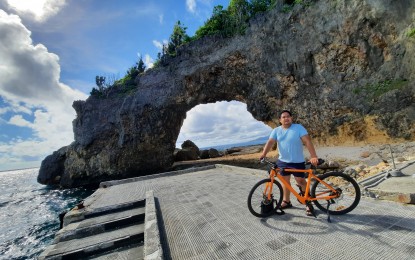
[407,27,415,38]
[90,56,146,97]
[282,0,313,13]
[353,79,409,99]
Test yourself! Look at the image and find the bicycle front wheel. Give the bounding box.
[311,171,361,215]
[247,179,283,218]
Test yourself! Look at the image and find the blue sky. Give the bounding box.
[0,0,272,171]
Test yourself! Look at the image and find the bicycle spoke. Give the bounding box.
[311,172,360,215]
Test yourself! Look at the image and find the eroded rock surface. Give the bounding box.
[39,0,415,188]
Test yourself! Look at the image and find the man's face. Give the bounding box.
[279,112,292,126]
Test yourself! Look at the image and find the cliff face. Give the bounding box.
[38,0,415,188]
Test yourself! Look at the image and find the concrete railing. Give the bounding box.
[144,190,163,260]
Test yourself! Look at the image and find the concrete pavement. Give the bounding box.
[41,163,415,259]
[363,160,415,204]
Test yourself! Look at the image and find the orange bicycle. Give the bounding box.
[247,158,361,221]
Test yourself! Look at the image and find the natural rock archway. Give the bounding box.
[38,0,415,188]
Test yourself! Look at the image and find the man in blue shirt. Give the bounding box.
[260,110,319,216]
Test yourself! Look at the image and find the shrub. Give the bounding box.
[354,79,409,99]
[407,28,415,38]
[282,0,313,13]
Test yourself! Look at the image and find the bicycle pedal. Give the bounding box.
[306,203,317,218]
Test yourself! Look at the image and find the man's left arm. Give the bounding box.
[301,134,318,166]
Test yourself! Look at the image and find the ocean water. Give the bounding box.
[200,136,268,151]
[0,168,94,260]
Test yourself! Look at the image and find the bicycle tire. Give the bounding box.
[311,171,360,215]
[247,179,283,218]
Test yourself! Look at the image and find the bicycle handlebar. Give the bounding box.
[260,158,275,166]
[260,158,325,167]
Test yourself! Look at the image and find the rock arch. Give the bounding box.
[38,0,415,188]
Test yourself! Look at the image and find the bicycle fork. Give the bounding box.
[264,181,273,202]
[264,181,285,215]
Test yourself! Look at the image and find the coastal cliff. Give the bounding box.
[38,0,415,188]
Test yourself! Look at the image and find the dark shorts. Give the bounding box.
[276,160,306,178]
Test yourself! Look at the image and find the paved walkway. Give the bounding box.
[366,160,415,204]
[80,164,415,260]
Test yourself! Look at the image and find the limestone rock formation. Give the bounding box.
[173,140,201,161]
[200,150,210,159]
[38,0,415,188]
[181,140,200,156]
[208,148,221,158]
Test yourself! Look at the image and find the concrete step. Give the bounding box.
[39,198,149,260]
[89,243,144,260]
[54,206,145,243]
[62,199,146,226]
[40,223,144,259]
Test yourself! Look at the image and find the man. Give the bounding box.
[260,110,319,216]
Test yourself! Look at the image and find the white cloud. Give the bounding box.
[177,101,272,148]
[0,107,10,115]
[0,10,87,171]
[186,0,197,13]
[152,39,168,51]
[0,10,86,102]
[0,99,37,117]
[159,14,163,24]
[6,0,66,23]
[1,11,62,103]
[8,115,32,127]
[136,52,154,70]
[144,54,154,69]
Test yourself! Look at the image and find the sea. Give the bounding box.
[199,136,268,151]
[0,168,94,260]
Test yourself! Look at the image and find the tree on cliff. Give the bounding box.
[167,21,190,57]
[228,0,250,34]
[195,5,227,38]
[118,55,146,87]
[154,21,190,67]
[249,0,277,14]
[195,0,277,39]
[137,57,146,73]
[90,56,146,97]
[91,75,113,97]
[125,56,146,79]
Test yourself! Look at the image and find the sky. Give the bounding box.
[0,0,272,171]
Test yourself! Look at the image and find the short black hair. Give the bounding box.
[279,110,292,118]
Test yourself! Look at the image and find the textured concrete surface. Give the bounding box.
[144,190,163,260]
[83,164,415,260]
[366,160,415,204]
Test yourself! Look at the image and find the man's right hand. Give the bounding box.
[309,157,319,166]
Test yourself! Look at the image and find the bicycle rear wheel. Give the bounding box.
[311,172,360,215]
[247,179,283,218]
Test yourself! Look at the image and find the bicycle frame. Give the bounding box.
[265,167,339,204]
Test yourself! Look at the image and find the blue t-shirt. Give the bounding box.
[269,124,308,163]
